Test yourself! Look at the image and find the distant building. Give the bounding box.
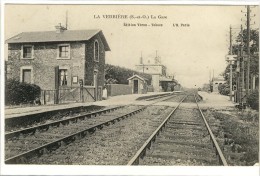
[211,77,226,92]
[135,53,174,92]
[6,25,110,93]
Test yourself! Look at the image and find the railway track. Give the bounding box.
[5,93,179,164]
[127,94,228,166]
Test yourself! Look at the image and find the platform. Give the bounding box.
[5,92,168,119]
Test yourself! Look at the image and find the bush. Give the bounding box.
[105,64,152,85]
[5,79,41,105]
[218,83,230,95]
[247,90,259,110]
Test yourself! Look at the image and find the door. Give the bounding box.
[93,70,98,100]
[22,69,31,83]
[133,80,138,94]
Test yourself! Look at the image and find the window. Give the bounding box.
[59,69,68,86]
[22,69,32,83]
[59,46,69,58]
[20,66,34,83]
[21,45,34,59]
[94,40,99,62]
[57,44,70,59]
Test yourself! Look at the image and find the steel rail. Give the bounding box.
[5,93,178,164]
[193,94,228,166]
[145,93,173,101]
[150,93,183,102]
[5,106,145,164]
[5,106,123,140]
[127,93,228,166]
[127,95,187,165]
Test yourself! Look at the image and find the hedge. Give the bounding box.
[105,64,152,85]
[5,79,41,105]
[247,90,259,110]
[218,83,230,96]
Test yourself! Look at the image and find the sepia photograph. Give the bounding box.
[1,1,259,176]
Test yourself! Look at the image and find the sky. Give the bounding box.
[4,4,260,88]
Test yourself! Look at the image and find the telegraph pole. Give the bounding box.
[229,26,233,101]
[246,5,251,97]
[141,51,144,73]
[240,25,245,105]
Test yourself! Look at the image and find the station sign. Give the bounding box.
[226,55,238,61]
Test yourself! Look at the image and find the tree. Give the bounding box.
[224,29,259,85]
[218,83,230,95]
[232,29,259,75]
[104,64,152,85]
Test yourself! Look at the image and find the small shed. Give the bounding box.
[212,77,226,92]
[127,74,148,94]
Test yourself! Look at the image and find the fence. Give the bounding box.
[147,85,154,92]
[41,86,102,105]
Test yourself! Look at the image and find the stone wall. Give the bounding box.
[84,32,106,88]
[7,42,85,90]
[106,84,132,96]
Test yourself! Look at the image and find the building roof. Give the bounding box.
[127,74,148,81]
[135,64,166,68]
[6,29,110,51]
[212,77,225,82]
[159,76,174,82]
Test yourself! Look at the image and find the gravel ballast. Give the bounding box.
[28,105,175,165]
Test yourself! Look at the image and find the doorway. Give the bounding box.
[133,80,138,94]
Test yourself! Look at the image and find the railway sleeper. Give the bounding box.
[62,135,76,145]
[163,128,207,136]
[20,128,37,136]
[5,141,42,149]
[168,121,204,126]
[162,133,210,141]
[165,125,207,131]
[151,142,214,153]
[155,138,214,149]
[150,145,216,158]
[145,152,218,165]
[149,149,216,161]
[159,136,212,148]
[87,127,96,134]
[94,124,103,129]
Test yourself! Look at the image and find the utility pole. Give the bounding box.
[246,5,250,98]
[229,26,233,101]
[65,10,68,30]
[239,25,245,105]
[141,51,144,73]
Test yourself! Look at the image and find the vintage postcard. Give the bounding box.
[1,1,259,176]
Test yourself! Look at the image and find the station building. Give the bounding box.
[135,54,175,92]
[6,25,110,94]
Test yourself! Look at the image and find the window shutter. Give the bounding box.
[54,66,59,89]
[54,66,59,104]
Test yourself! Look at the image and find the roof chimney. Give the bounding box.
[140,51,143,64]
[55,23,66,33]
